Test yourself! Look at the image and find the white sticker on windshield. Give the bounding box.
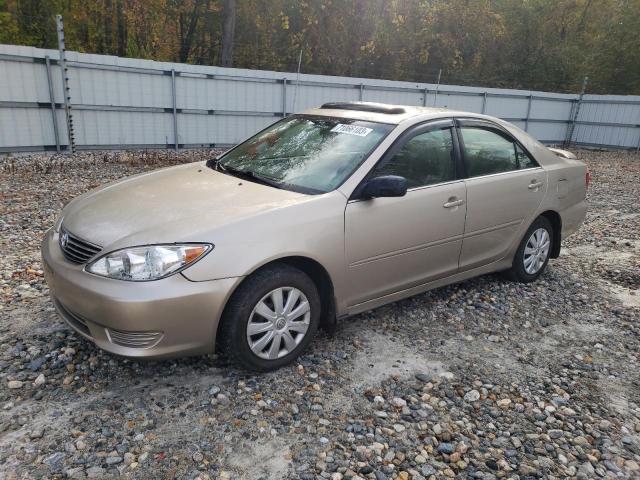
[330,124,373,137]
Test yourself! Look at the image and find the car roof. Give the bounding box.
[302,101,559,167]
[302,102,446,124]
[301,101,495,125]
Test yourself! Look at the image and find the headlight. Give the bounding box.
[86,244,212,281]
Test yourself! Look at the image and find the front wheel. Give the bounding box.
[504,216,553,283]
[219,264,321,371]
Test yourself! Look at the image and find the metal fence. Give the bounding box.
[1,43,639,153]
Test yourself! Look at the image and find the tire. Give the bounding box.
[503,216,553,283]
[218,263,321,371]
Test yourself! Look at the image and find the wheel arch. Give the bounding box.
[216,256,337,345]
[539,210,562,258]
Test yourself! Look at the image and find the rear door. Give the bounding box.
[456,119,546,271]
[344,120,466,306]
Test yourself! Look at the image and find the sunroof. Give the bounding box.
[320,102,406,114]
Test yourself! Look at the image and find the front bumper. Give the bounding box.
[41,228,242,359]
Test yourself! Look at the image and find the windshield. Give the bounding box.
[217,115,394,193]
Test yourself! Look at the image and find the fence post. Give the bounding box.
[291,48,303,113]
[636,109,640,152]
[45,56,61,152]
[481,92,488,114]
[423,88,428,107]
[171,69,178,151]
[55,15,74,153]
[282,78,287,116]
[564,76,588,147]
[524,94,533,132]
[432,69,442,107]
[359,84,364,101]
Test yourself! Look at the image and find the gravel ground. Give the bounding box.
[0,148,638,480]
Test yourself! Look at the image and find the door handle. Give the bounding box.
[443,198,465,208]
[528,180,543,190]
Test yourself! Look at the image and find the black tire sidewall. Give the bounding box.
[221,264,321,371]
[511,216,554,283]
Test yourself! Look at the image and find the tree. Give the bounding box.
[0,0,20,45]
[173,0,208,63]
[0,0,638,94]
[220,0,235,67]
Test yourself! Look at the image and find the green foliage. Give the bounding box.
[0,0,638,94]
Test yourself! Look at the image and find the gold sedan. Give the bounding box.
[42,102,588,370]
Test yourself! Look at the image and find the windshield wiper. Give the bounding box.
[208,159,321,193]
[205,157,220,169]
[216,163,284,190]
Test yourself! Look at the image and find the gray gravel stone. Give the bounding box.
[42,451,65,467]
[463,389,480,402]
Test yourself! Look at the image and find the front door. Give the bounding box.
[456,121,546,270]
[344,121,466,307]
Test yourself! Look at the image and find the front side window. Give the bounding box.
[460,127,538,177]
[371,127,456,189]
[217,116,394,193]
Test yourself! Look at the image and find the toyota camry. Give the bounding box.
[42,102,588,371]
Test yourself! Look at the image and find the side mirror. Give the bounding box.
[362,175,408,199]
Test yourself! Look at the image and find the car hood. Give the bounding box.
[60,162,310,247]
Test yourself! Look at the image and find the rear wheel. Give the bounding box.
[504,216,553,283]
[219,264,321,371]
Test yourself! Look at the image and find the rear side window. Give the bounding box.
[372,127,456,189]
[516,144,537,169]
[460,127,537,177]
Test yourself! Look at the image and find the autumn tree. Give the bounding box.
[0,0,638,94]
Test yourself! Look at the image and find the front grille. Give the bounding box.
[106,328,163,349]
[59,226,102,264]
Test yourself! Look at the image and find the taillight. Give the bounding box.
[585,170,591,189]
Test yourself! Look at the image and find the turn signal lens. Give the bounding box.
[86,244,212,281]
[184,246,207,263]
